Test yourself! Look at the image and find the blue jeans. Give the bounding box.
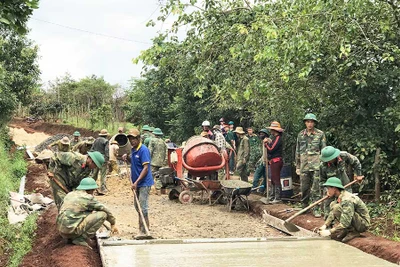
[252,164,266,191]
[134,186,151,233]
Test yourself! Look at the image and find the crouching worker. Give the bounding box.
[318,177,370,243]
[56,177,119,248]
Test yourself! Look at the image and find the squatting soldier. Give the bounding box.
[70,131,81,147]
[295,113,326,217]
[247,127,261,174]
[234,127,250,182]
[91,129,109,195]
[72,137,95,155]
[48,151,104,210]
[48,136,70,152]
[148,128,167,193]
[318,177,370,243]
[320,146,363,218]
[57,177,119,248]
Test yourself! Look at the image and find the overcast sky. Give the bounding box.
[27,0,167,88]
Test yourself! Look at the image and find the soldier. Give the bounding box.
[91,129,109,195]
[295,113,326,217]
[144,127,155,147]
[118,127,124,134]
[48,151,104,210]
[122,128,154,239]
[141,125,151,143]
[320,146,363,218]
[234,127,250,182]
[48,136,70,152]
[252,129,269,192]
[224,123,236,175]
[318,177,370,243]
[57,177,119,248]
[148,128,167,193]
[70,131,81,147]
[72,137,95,155]
[109,140,120,176]
[247,127,261,174]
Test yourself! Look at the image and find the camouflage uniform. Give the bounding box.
[295,128,326,208]
[247,133,261,173]
[91,136,109,191]
[236,136,250,182]
[72,139,94,155]
[144,135,153,147]
[49,140,70,152]
[57,190,116,243]
[320,151,362,218]
[141,131,150,143]
[325,190,370,234]
[70,138,80,148]
[48,152,94,209]
[149,137,167,189]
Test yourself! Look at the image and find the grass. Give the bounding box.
[0,141,37,267]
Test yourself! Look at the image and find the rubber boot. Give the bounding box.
[269,185,275,201]
[342,231,360,243]
[72,236,91,249]
[271,185,282,204]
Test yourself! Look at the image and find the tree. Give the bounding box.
[0,0,39,33]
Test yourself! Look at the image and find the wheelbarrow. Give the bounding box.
[171,177,224,205]
[221,180,263,212]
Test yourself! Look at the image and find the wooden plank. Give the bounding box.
[262,210,319,237]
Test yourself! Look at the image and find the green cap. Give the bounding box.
[320,146,340,162]
[73,131,81,137]
[303,113,318,122]
[228,121,234,125]
[323,177,344,189]
[142,125,150,131]
[153,128,163,136]
[149,127,155,132]
[76,177,98,190]
[259,129,269,135]
[87,151,105,168]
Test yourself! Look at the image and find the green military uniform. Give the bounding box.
[72,138,94,155]
[148,130,167,189]
[225,130,236,173]
[91,135,109,193]
[320,150,362,218]
[295,128,326,208]
[247,133,261,174]
[57,189,116,246]
[236,133,250,182]
[48,152,94,209]
[49,140,70,152]
[325,190,370,236]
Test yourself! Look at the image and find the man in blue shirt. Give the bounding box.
[122,128,154,239]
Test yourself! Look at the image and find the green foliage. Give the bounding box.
[0,137,34,266]
[367,201,400,241]
[0,0,39,33]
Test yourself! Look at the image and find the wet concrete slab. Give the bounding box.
[99,238,397,266]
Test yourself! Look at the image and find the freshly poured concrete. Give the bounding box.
[100,238,397,267]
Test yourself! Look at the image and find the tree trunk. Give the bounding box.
[373,147,381,203]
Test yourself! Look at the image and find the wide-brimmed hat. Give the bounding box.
[267,121,284,132]
[142,125,150,131]
[86,137,95,144]
[153,128,163,136]
[60,136,70,145]
[73,131,81,137]
[233,126,245,134]
[99,129,109,136]
[320,146,340,162]
[77,177,98,190]
[111,140,119,145]
[212,125,221,130]
[323,177,344,189]
[228,121,234,125]
[149,127,155,132]
[127,128,140,138]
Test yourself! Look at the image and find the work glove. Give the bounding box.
[296,168,300,176]
[319,229,331,237]
[318,225,327,231]
[111,224,119,234]
[122,154,127,161]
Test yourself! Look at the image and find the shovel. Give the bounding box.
[132,189,154,240]
[284,179,359,232]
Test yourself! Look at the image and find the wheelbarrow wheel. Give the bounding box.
[168,189,179,200]
[179,190,193,204]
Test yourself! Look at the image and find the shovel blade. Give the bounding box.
[284,221,300,232]
[259,197,270,205]
[135,234,155,240]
